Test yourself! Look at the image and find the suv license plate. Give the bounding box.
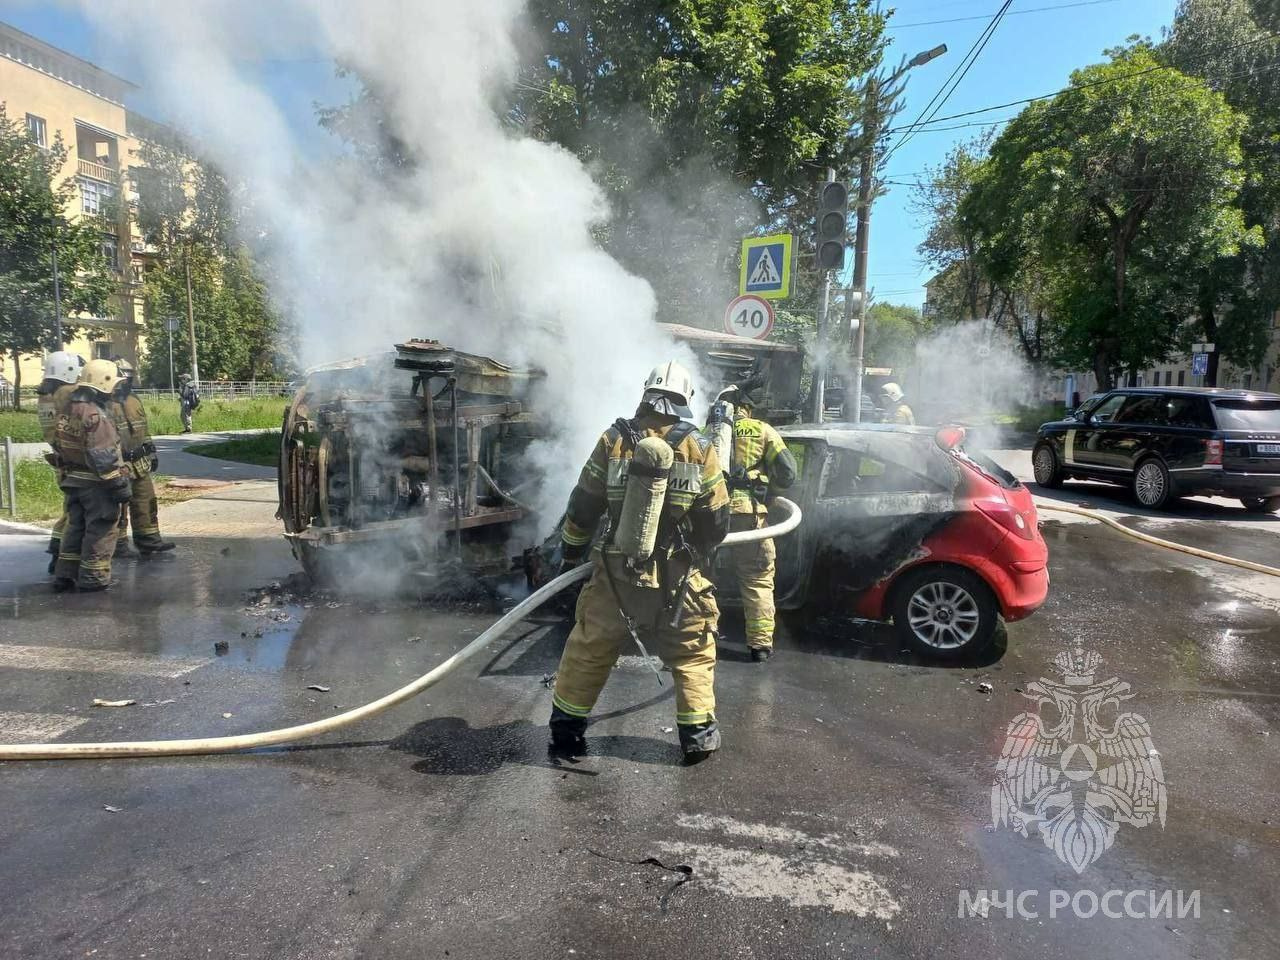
[1257,444,1280,455]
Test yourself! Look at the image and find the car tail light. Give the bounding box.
[1204,439,1223,465]
[935,426,966,450]
[976,498,1036,540]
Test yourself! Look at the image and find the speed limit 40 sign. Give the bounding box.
[724,294,775,340]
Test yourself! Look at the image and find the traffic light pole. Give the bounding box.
[810,168,836,424]
[847,83,876,424]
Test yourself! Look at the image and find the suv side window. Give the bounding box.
[1089,394,1127,423]
[1166,395,1214,428]
[1116,395,1168,425]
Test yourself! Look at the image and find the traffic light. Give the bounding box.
[815,181,849,271]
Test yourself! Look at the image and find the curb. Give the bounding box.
[0,518,53,535]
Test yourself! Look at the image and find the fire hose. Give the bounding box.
[1034,501,1280,577]
[0,498,802,762]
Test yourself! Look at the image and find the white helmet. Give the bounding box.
[78,358,122,396]
[881,382,904,403]
[643,361,695,405]
[43,351,83,385]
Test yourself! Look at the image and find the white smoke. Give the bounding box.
[75,0,704,522]
[906,319,1034,424]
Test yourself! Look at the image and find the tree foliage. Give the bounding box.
[133,133,293,383]
[956,47,1253,389]
[0,104,115,403]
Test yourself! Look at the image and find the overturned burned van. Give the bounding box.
[278,340,545,586]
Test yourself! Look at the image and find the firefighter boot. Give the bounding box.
[678,720,721,764]
[548,705,588,757]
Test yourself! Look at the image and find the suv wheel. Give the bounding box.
[1133,457,1174,509]
[1241,496,1280,514]
[892,567,997,660]
[1032,442,1064,488]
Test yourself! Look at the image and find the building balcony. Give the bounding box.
[77,157,119,183]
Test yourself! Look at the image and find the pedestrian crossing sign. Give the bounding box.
[740,233,792,300]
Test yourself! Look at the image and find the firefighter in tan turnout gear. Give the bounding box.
[881,382,915,426]
[110,359,175,556]
[551,361,731,762]
[35,351,84,572]
[706,384,797,661]
[52,359,133,593]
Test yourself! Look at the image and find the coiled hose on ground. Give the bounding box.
[0,499,803,762]
[1035,502,1280,577]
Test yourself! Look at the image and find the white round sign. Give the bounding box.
[724,294,775,340]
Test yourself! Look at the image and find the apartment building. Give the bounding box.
[1,20,158,387]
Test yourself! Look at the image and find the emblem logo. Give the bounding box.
[991,647,1166,873]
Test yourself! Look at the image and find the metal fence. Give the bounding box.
[1,437,16,517]
[3,380,293,406]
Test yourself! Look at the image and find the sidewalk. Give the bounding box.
[5,429,275,482]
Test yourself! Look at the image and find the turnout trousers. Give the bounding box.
[117,467,162,548]
[728,513,777,650]
[552,556,720,730]
[55,485,121,589]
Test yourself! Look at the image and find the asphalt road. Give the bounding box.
[0,483,1276,959]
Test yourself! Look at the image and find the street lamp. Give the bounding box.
[847,43,946,423]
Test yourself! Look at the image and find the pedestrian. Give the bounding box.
[110,359,175,557]
[35,351,84,573]
[550,360,730,762]
[712,384,797,662]
[52,359,133,593]
[880,382,916,426]
[178,373,200,433]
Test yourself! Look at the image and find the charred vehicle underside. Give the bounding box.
[278,340,545,586]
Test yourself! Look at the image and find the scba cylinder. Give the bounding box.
[707,400,735,473]
[615,436,674,563]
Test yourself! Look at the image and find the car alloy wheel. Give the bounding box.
[906,580,982,651]
[1134,460,1169,508]
[1032,444,1061,487]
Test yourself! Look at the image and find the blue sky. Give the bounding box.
[2,0,1178,308]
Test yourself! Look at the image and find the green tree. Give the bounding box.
[1164,0,1280,384]
[962,47,1253,389]
[133,132,291,384]
[864,301,929,370]
[0,105,114,406]
[321,1,889,327]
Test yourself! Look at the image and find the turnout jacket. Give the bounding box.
[37,382,78,445]
[726,416,797,515]
[561,411,730,569]
[56,388,126,487]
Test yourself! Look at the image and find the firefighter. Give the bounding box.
[551,361,730,762]
[881,382,915,426]
[178,373,200,433]
[715,385,797,662]
[52,359,132,593]
[35,351,84,572]
[110,359,175,556]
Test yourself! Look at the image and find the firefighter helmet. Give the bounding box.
[79,358,122,397]
[881,382,904,403]
[114,357,136,380]
[643,361,695,404]
[42,351,83,385]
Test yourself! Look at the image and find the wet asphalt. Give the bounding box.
[0,505,1277,959]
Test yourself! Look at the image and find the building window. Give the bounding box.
[101,237,119,272]
[94,342,115,360]
[80,178,116,217]
[25,113,47,148]
[1177,370,1186,386]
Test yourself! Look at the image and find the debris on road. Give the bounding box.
[102,805,122,813]
[306,684,331,692]
[92,698,136,708]
[977,682,993,694]
[222,712,234,719]
[141,699,176,708]
[407,635,423,643]
[214,640,230,655]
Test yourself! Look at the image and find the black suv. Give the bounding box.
[1032,387,1280,512]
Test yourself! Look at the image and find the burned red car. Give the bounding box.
[744,424,1049,658]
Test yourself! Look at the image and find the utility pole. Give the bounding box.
[184,243,200,387]
[847,44,947,423]
[810,168,836,423]
[50,216,64,349]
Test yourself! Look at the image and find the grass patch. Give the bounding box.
[10,460,65,523]
[186,430,281,467]
[0,395,287,442]
[1011,401,1067,433]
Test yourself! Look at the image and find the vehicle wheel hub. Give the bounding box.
[907,581,981,650]
[1136,463,1165,504]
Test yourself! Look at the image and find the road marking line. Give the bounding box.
[0,711,88,742]
[0,644,210,678]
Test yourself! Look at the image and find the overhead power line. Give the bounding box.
[887,0,1120,30]
[884,0,1014,163]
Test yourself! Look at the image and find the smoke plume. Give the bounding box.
[75,0,707,523]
